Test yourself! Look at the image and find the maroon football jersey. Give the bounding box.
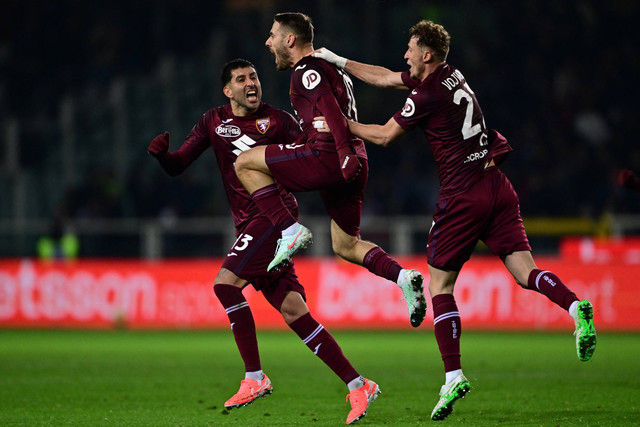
[394,64,512,198]
[175,102,302,230]
[289,56,367,159]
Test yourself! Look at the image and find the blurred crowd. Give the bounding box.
[3,0,640,229]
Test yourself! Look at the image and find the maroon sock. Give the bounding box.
[432,294,462,372]
[251,184,296,229]
[527,269,579,311]
[289,313,359,384]
[363,247,403,282]
[213,284,261,372]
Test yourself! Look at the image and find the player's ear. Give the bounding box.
[423,49,432,63]
[286,33,295,47]
[222,84,233,100]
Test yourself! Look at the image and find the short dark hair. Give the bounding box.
[220,58,256,87]
[409,20,450,61]
[274,12,314,44]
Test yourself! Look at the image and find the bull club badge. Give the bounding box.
[256,118,270,134]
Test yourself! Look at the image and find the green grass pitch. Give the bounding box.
[1,329,638,426]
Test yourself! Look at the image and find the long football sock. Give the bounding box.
[214,284,261,372]
[251,184,296,230]
[289,313,360,384]
[527,269,579,311]
[432,293,462,373]
[363,246,403,283]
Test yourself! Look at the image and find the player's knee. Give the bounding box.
[332,244,353,262]
[331,237,358,261]
[280,291,308,324]
[234,151,250,174]
[214,268,246,287]
[281,310,301,325]
[428,280,455,297]
[280,305,308,324]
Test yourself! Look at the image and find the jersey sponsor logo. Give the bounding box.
[256,118,270,134]
[231,134,258,156]
[401,98,416,117]
[463,148,488,164]
[215,124,241,137]
[302,69,321,90]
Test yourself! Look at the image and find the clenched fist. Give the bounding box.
[148,131,170,158]
[337,145,362,182]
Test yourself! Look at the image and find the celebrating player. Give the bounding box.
[148,58,380,425]
[233,12,427,329]
[313,20,597,421]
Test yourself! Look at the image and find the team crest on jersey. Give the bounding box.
[401,98,416,117]
[302,70,321,90]
[256,118,270,134]
[215,124,241,137]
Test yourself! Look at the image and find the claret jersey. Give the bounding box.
[175,102,302,230]
[394,64,511,198]
[289,56,367,159]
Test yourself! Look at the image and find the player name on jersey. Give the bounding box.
[441,69,465,91]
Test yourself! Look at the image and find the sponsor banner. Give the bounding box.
[560,237,640,264]
[0,257,636,330]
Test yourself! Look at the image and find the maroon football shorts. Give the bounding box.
[265,142,368,237]
[222,215,305,311]
[427,168,531,271]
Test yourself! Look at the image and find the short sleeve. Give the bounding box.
[401,70,420,90]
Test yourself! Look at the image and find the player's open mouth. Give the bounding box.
[246,89,258,102]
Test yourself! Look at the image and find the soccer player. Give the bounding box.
[148,58,380,425]
[234,12,427,328]
[313,20,597,421]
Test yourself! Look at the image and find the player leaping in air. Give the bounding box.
[234,12,427,328]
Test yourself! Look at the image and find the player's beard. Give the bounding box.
[273,45,293,71]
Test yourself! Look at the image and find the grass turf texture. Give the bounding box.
[0,330,638,426]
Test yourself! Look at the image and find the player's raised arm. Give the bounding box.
[313,48,406,90]
[148,113,212,177]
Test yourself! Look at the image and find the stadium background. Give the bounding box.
[2,0,640,330]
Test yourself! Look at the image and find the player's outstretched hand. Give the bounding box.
[313,48,347,68]
[618,169,640,192]
[313,116,330,133]
[148,131,170,158]
[337,145,362,182]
